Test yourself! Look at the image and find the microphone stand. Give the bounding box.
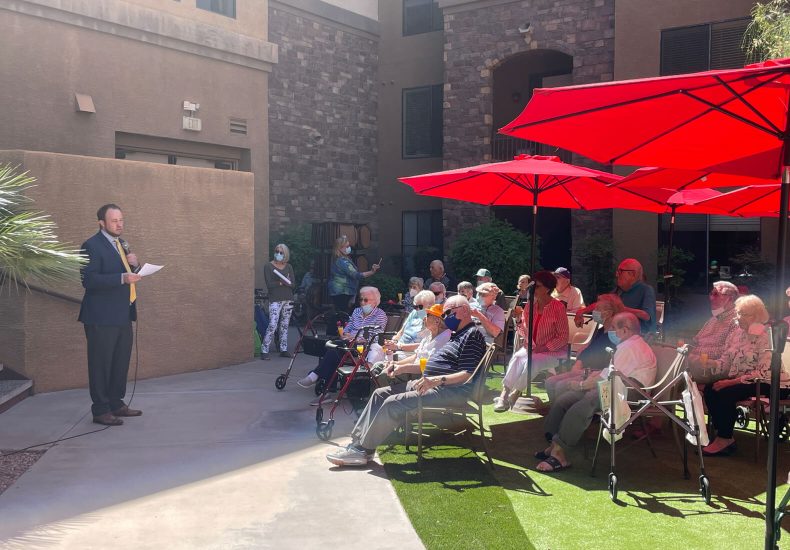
[526,283,536,397]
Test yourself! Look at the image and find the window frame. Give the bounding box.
[196,0,236,19]
[659,17,749,76]
[402,84,444,159]
[402,0,443,37]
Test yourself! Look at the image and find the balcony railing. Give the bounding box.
[491,135,573,164]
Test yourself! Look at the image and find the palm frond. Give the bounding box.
[0,164,85,290]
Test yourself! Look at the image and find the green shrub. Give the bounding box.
[368,272,406,303]
[657,245,694,295]
[573,236,615,299]
[448,218,535,291]
[269,224,316,283]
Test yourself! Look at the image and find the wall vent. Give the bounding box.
[230,118,248,135]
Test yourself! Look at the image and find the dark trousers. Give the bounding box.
[85,323,133,416]
[314,346,346,381]
[327,294,353,336]
[704,382,790,439]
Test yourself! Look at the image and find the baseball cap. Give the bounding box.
[426,304,445,318]
[554,267,571,279]
[475,268,492,278]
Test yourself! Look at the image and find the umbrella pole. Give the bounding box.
[527,184,539,397]
[664,205,676,313]
[765,164,789,550]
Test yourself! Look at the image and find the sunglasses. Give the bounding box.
[433,291,445,296]
[360,298,371,303]
[414,304,425,310]
[616,268,636,275]
[441,306,462,319]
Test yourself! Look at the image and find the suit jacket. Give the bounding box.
[78,231,137,325]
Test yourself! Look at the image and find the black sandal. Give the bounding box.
[537,455,571,473]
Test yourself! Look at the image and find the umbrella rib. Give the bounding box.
[558,183,587,210]
[714,75,784,135]
[730,186,781,214]
[416,172,484,193]
[682,85,783,139]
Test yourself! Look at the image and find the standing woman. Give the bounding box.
[328,235,379,332]
[261,243,296,360]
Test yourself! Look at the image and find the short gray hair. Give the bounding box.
[457,281,474,293]
[444,294,470,314]
[409,277,424,289]
[713,280,739,299]
[429,282,446,294]
[359,286,380,307]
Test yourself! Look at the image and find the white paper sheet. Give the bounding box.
[273,268,291,285]
[137,263,164,277]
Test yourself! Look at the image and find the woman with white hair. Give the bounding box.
[298,286,387,389]
[702,294,790,456]
[385,289,435,354]
[261,243,296,360]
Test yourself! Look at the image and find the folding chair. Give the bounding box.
[406,343,497,468]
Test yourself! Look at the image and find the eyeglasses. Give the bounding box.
[360,298,370,303]
[414,304,425,310]
[433,291,445,296]
[441,306,462,319]
[616,268,636,275]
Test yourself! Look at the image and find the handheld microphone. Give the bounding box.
[119,239,141,273]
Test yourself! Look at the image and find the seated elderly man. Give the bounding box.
[552,267,585,313]
[326,295,487,466]
[535,312,656,472]
[470,282,505,343]
[687,281,739,383]
[475,268,507,308]
[425,259,451,290]
[429,281,447,305]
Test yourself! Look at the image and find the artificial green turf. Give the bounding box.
[379,375,790,549]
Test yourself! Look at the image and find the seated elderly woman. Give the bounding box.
[535,312,656,472]
[384,290,435,355]
[533,294,626,412]
[400,277,424,313]
[429,281,447,305]
[511,274,531,310]
[373,304,452,386]
[297,286,387,389]
[493,271,569,412]
[702,294,790,456]
[457,281,479,309]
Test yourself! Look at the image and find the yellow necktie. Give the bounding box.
[116,240,136,303]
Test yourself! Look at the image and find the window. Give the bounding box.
[403,0,442,36]
[402,210,443,278]
[197,0,235,18]
[402,85,443,158]
[660,18,749,75]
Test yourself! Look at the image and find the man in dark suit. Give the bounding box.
[79,204,143,426]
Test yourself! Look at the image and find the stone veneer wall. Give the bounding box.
[268,2,379,244]
[440,0,616,286]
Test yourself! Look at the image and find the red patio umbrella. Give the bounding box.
[691,184,783,218]
[399,154,665,396]
[501,58,790,546]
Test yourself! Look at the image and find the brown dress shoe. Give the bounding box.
[93,413,123,426]
[112,405,142,417]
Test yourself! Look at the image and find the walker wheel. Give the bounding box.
[275,375,287,390]
[735,406,749,429]
[699,475,711,505]
[316,420,333,441]
[315,407,324,424]
[608,473,618,502]
[315,379,326,396]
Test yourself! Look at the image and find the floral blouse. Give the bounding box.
[716,326,773,380]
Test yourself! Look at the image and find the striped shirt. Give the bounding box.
[424,322,486,378]
[516,298,569,358]
[692,307,738,361]
[343,307,387,343]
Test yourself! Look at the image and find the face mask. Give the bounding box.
[361,304,373,315]
[444,312,461,332]
[748,322,766,336]
[409,288,418,297]
[607,330,622,346]
[435,296,444,305]
[592,310,604,324]
[274,252,284,261]
[711,307,725,318]
[414,309,427,320]
[343,246,352,255]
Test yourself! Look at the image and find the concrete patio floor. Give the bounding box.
[0,347,423,549]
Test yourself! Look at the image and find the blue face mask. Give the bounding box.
[361,304,373,315]
[592,310,604,325]
[444,312,461,332]
[607,330,621,346]
[344,246,352,255]
[414,309,427,320]
[274,252,284,261]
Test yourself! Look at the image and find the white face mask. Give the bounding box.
[343,246,352,255]
[409,288,418,297]
[748,322,766,336]
[711,307,725,317]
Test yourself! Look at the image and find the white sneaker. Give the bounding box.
[297,375,316,388]
[493,396,509,412]
[326,444,372,466]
